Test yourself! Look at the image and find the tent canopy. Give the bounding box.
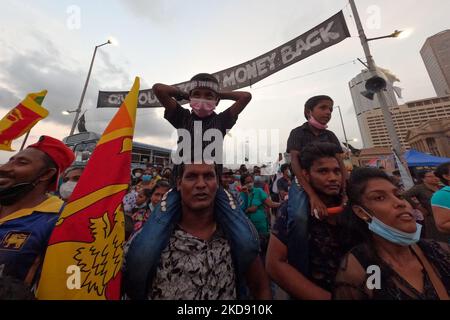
[404,149,450,167]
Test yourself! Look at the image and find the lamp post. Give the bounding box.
[62,109,77,116]
[349,0,413,186]
[335,106,350,148]
[69,40,111,136]
[335,105,357,162]
[366,30,403,42]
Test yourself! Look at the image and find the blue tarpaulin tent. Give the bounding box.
[404,149,450,167]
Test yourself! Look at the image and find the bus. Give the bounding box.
[62,132,173,169]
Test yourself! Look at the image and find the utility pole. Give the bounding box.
[349,0,413,185]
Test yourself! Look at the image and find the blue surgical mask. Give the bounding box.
[142,175,152,182]
[361,207,421,246]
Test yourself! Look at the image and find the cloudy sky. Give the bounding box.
[1,0,449,164]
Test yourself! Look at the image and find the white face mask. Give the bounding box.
[59,181,77,200]
[135,172,142,178]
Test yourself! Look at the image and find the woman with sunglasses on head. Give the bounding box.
[333,168,449,300]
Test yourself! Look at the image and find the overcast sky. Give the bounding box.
[1,0,449,164]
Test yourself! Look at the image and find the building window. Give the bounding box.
[132,153,140,163]
[426,137,440,157]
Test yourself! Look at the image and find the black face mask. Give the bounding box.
[0,182,37,206]
[0,168,47,206]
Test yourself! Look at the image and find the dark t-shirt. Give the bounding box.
[404,184,435,215]
[272,204,348,292]
[277,177,290,193]
[286,122,343,154]
[165,104,238,161]
[334,240,450,300]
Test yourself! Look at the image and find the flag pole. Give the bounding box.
[20,130,31,151]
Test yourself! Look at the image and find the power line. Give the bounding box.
[251,59,358,90]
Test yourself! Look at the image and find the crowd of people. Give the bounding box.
[0,72,448,300]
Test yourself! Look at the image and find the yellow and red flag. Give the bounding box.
[36,77,140,300]
[0,90,48,151]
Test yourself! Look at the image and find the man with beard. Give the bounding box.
[124,162,271,300]
[0,136,74,286]
[287,96,346,220]
[266,143,350,299]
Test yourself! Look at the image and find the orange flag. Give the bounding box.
[0,91,48,151]
[36,77,140,300]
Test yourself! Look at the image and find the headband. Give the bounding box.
[189,80,219,93]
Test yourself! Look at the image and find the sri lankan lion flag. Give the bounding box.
[37,77,140,300]
[0,90,48,151]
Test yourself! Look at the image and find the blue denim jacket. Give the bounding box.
[287,182,310,277]
[123,187,260,300]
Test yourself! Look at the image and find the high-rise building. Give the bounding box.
[357,96,450,149]
[420,30,450,97]
[349,69,399,147]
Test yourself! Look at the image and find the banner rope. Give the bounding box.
[251,59,358,90]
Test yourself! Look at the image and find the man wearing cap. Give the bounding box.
[153,73,252,164]
[221,167,239,201]
[0,135,75,286]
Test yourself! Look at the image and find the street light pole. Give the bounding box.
[367,30,402,42]
[336,106,350,149]
[348,0,413,183]
[69,40,111,136]
[336,105,352,163]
